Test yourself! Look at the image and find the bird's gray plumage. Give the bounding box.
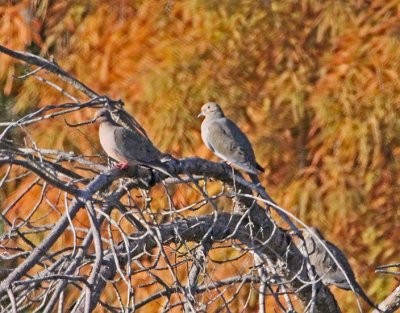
[199,102,264,175]
[304,227,379,310]
[95,109,169,174]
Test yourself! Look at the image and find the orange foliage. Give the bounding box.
[1,0,400,311]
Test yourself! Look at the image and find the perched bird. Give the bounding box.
[304,227,380,310]
[198,102,264,175]
[94,108,169,174]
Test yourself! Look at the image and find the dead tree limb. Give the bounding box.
[0,43,377,313]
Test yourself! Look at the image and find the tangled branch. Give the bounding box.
[0,44,392,313]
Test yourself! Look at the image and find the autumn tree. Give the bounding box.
[1,1,400,312]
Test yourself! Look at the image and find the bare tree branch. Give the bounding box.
[0,44,98,98]
[372,285,400,313]
[0,43,383,313]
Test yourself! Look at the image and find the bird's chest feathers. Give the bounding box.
[99,124,125,162]
[201,121,214,151]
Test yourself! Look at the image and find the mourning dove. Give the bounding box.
[198,102,264,175]
[304,227,379,310]
[94,109,170,174]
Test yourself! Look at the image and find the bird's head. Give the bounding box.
[94,109,112,123]
[197,102,224,119]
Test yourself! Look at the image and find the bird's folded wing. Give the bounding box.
[113,127,174,177]
[114,127,163,164]
[206,119,254,165]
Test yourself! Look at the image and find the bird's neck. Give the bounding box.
[100,119,119,130]
[207,111,224,119]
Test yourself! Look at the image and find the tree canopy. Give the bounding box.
[0,1,399,312]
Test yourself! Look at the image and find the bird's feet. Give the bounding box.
[116,162,129,170]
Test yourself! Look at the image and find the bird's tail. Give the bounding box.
[143,161,175,179]
[256,162,265,173]
[355,283,382,312]
[144,160,201,194]
[249,173,274,204]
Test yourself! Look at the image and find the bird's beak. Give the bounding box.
[197,112,204,118]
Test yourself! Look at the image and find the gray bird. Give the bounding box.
[198,102,264,175]
[94,109,169,174]
[304,227,380,310]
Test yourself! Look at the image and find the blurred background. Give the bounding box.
[0,0,399,311]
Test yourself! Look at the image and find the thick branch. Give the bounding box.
[76,208,340,313]
[373,285,400,313]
